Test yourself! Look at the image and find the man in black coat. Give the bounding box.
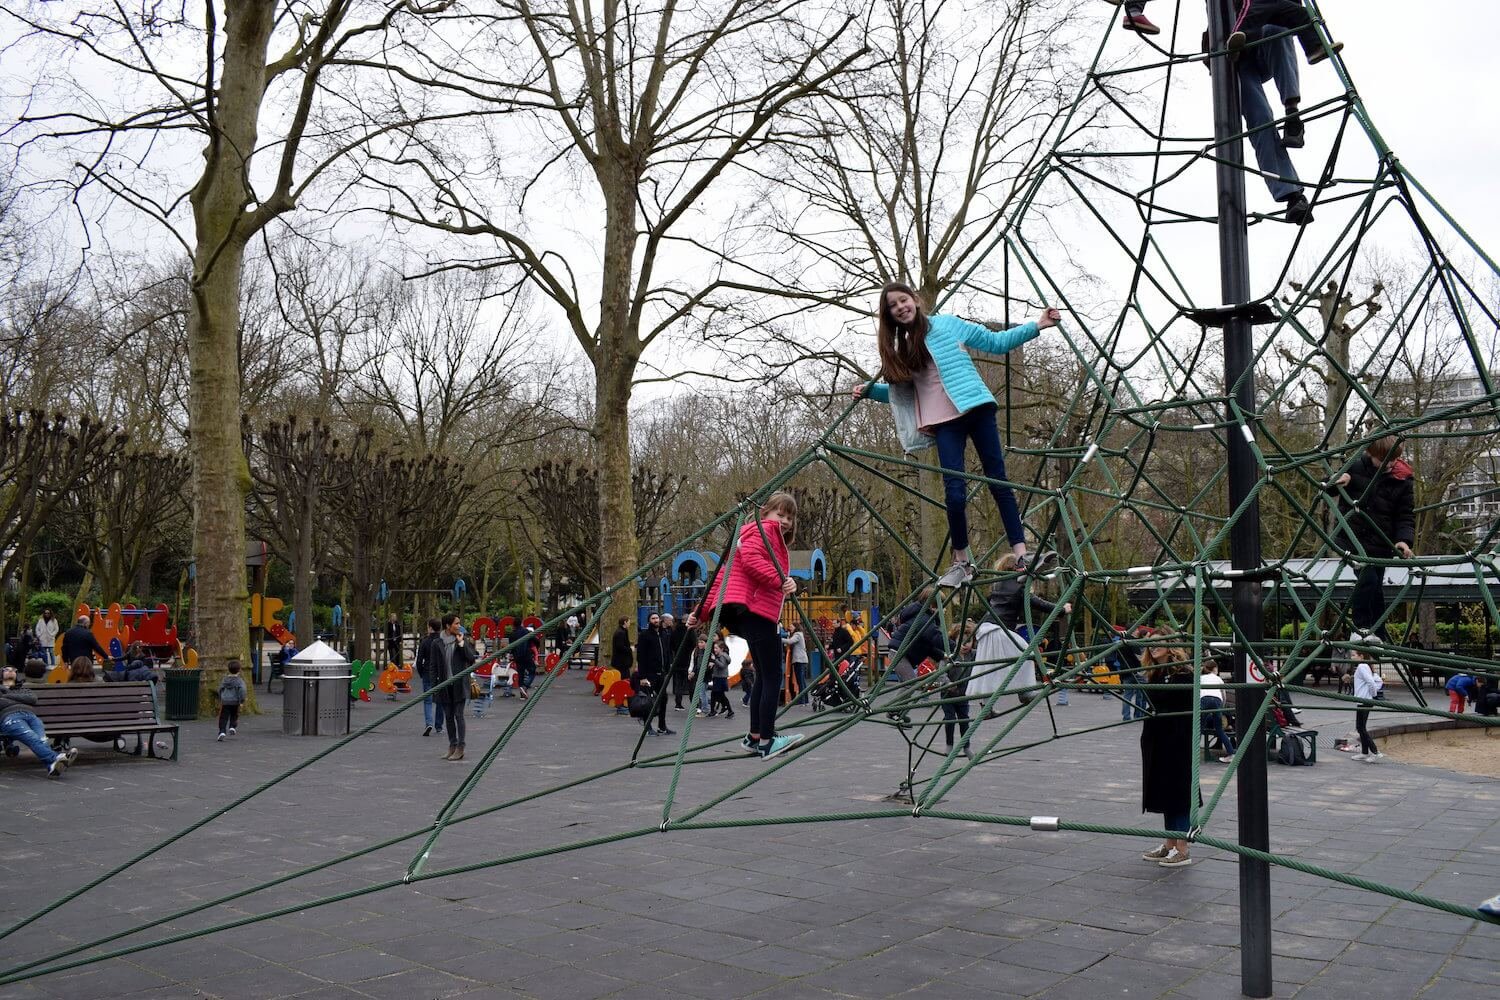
[414,617,443,738]
[634,612,672,735]
[509,623,537,696]
[1326,435,1416,636]
[60,616,110,665]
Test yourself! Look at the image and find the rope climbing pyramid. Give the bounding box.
[4,1,1498,990]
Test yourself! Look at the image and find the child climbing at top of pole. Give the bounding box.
[686,492,803,759]
[851,282,1062,588]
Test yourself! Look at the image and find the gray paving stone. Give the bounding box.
[3,683,1498,1000]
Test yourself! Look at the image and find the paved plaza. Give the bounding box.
[2,674,1498,1000]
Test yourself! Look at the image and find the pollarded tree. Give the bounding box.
[518,461,689,596]
[0,0,451,674]
[0,411,125,627]
[365,0,867,628]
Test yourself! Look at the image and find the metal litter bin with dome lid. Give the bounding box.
[282,640,352,736]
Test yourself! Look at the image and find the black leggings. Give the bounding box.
[721,605,783,741]
[1355,705,1377,755]
[710,688,734,715]
[217,705,239,735]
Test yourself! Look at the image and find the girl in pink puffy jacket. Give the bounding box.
[689,492,804,759]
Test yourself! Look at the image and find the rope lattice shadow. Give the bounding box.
[5,1,1500,985]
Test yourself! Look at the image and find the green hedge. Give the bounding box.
[23,591,75,624]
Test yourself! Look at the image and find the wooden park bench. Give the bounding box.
[28,682,179,762]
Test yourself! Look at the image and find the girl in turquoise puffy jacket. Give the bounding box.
[854,282,1061,588]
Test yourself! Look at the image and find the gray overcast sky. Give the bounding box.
[1337,0,1500,253]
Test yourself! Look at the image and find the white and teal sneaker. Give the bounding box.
[760,734,805,759]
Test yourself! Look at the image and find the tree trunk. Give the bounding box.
[350,536,372,662]
[592,175,642,631]
[293,468,317,645]
[185,3,276,676]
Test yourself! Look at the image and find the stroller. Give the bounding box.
[811,656,864,712]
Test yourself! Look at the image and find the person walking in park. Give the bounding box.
[60,615,109,667]
[0,670,74,777]
[852,283,1062,587]
[1139,643,1199,867]
[385,612,403,669]
[707,638,734,719]
[634,612,672,735]
[216,660,247,741]
[1324,435,1416,637]
[782,626,809,706]
[434,614,475,760]
[33,608,59,664]
[664,613,694,712]
[415,618,444,738]
[1351,635,1386,762]
[687,492,803,759]
[509,621,536,700]
[609,617,633,716]
[988,553,1072,703]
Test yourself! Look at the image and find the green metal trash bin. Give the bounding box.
[162,667,202,721]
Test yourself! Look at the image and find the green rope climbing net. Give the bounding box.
[5,0,1499,985]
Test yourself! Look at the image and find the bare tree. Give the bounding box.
[1,0,451,673]
[352,269,558,455]
[364,0,866,627]
[519,460,688,595]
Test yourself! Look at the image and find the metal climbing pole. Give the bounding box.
[1205,1,1273,995]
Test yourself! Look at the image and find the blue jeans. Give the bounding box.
[931,404,1026,552]
[1,712,58,766]
[1201,696,1236,754]
[421,675,442,732]
[793,661,810,705]
[1239,27,1302,202]
[1121,684,1149,720]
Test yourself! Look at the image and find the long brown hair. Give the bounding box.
[876,281,932,382]
[759,491,798,543]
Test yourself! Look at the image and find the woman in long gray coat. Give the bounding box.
[432,615,476,761]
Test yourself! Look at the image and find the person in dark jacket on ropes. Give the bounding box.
[663,613,695,712]
[1324,434,1416,637]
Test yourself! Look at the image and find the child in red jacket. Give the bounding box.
[689,492,803,759]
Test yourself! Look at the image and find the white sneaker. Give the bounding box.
[1350,753,1368,761]
[228,727,237,736]
[936,561,975,588]
[1367,752,1387,762]
[216,733,225,742]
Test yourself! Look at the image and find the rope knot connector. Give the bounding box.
[1030,816,1060,832]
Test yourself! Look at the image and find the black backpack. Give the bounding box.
[627,681,654,720]
[1276,731,1315,766]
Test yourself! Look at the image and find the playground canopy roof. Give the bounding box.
[1127,558,1500,608]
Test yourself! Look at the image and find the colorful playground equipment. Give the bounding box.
[52,603,189,678]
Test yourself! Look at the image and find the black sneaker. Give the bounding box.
[422,725,433,737]
[1282,112,1305,148]
[1306,41,1344,65]
[1285,194,1314,226]
[658,727,676,736]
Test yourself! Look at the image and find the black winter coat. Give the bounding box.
[635,626,672,682]
[610,627,633,671]
[987,579,1057,634]
[431,636,476,707]
[668,624,695,676]
[887,601,944,665]
[1140,668,1202,817]
[1328,453,1416,558]
[414,632,441,683]
[60,625,109,664]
